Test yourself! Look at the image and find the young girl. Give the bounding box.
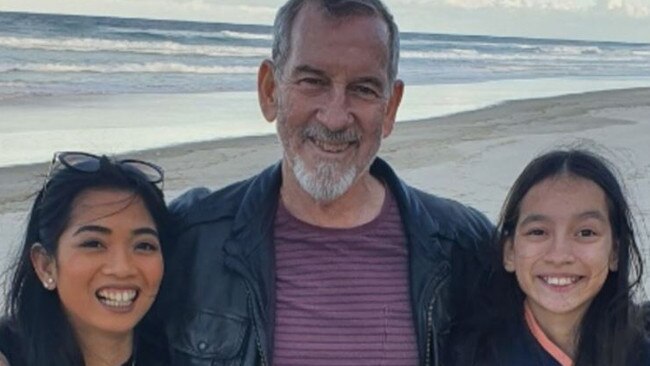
[451,149,649,366]
[0,152,170,366]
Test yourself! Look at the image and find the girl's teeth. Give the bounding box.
[543,276,579,286]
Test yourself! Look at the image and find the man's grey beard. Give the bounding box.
[291,156,357,202]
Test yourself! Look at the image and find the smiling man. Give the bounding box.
[161,1,492,365]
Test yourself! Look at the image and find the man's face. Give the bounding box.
[261,4,402,202]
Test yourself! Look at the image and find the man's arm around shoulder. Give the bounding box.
[415,191,496,322]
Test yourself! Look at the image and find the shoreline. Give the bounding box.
[2,84,649,170]
[2,77,650,168]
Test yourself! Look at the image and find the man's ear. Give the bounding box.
[258,59,279,123]
[503,238,516,273]
[381,79,404,138]
[30,243,58,291]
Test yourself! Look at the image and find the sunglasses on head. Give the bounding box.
[45,151,164,188]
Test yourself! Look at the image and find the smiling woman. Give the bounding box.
[0,152,170,366]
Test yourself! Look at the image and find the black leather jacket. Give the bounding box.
[159,158,493,366]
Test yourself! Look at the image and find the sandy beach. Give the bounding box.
[1,87,650,294]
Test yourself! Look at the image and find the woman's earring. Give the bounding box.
[43,277,55,290]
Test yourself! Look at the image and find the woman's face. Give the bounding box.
[503,175,617,323]
[46,188,163,338]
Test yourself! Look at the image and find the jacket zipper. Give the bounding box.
[245,285,268,366]
[422,264,449,366]
[425,294,438,366]
[226,255,269,366]
[425,296,432,366]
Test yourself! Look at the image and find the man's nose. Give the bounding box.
[316,86,353,131]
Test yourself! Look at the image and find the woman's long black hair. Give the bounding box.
[2,155,169,366]
[453,149,646,366]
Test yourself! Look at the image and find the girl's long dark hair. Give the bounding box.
[3,156,169,366]
[453,149,646,366]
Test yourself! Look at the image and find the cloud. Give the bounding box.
[603,0,650,17]
[420,0,650,17]
[2,0,649,41]
[0,0,279,23]
[441,0,595,10]
[389,0,650,42]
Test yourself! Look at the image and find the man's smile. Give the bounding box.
[308,137,358,154]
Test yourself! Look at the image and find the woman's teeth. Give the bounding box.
[96,289,137,307]
[541,276,580,286]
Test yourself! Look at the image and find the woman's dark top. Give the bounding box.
[0,318,169,366]
[0,319,21,365]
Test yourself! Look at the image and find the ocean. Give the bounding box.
[1,11,650,167]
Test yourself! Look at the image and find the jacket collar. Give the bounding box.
[370,158,449,365]
[227,162,282,258]
[223,162,282,363]
[226,158,443,257]
[370,158,441,256]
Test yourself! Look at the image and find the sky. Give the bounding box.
[1,0,650,43]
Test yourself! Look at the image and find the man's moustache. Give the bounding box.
[302,123,360,143]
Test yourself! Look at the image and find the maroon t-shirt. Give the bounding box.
[272,191,418,365]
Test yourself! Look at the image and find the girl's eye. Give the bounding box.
[135,241,159,252]
[578,229,597,237]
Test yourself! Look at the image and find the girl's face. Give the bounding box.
[35,188,163,338]
[503,175,617,323]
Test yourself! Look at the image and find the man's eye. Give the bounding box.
[352,85,379,97]
[299,78,324,86]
